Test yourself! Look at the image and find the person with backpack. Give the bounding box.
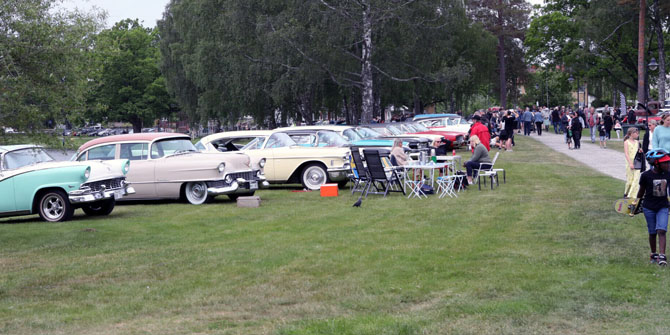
[631,149,670,265]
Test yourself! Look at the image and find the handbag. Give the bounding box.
[633,143,644,170]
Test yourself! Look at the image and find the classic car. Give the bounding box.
[0,145,135,222]
[396,122,467,149]
[74,133,268,204]
[413,114,472,133]
[281,129,351,148]
[195,130,351,190]
[283,125,432,152]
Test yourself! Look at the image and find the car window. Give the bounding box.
[317,131,349,147]
[290,134,316,146]
[87,144,116,160]
[194,141,206,151]
[76,152,87,161]
[120,143,148,160]
[342,129,362,141]
[3,148,54,170]
[264,133,296,148]
[240,137,266,150]
[151,138,197,158]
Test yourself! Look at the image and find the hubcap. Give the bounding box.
[187,182,208,204]
[43,195,64,220]
[304,167,326,190]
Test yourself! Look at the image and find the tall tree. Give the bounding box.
[0,0,103,132]
[90,19,171,133]
[468,0,531,108]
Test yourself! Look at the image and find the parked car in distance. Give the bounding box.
[75,133,268,203]
[196,130,351,190]
[0,145,135,222]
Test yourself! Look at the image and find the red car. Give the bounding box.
[396,122,467,149]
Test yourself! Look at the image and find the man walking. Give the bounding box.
[587,107,598,143]
[552,108,561,134]
[534,109,544,136]
[522,107,533,136]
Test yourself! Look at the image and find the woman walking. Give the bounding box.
[624,127,643,198]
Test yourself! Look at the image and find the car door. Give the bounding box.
[119,142,156,199]
[0,176,16,213]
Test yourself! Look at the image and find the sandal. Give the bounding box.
[659,254,667,266]
[650,253,659,264]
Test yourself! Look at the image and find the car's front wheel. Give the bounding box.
[82,198,115,216]
[38,190,74,222]
[301,163,328,191]
[184,181,212,205]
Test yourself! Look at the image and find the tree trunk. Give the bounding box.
[654,0,666,103]
[130,116,142,133]
[360,0,374,124]
[637,0,647,104]
[497,0,507,108]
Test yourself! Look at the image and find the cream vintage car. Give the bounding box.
[195,130,351,190]
[75,133,269,204]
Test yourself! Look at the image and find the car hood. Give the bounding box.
[0,159,128,183]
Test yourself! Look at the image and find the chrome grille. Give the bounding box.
[82,177,125,191]
[227,171,255,181]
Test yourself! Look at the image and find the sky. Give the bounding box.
[58,0,170,28]
[58,0,546,29]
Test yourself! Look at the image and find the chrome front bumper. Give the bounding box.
[207,174,270,195]
[69,186,136,203]
[327,167,350,181]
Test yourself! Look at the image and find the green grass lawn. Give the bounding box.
[2,137,669,334]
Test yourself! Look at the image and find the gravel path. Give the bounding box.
[526,131,626,181]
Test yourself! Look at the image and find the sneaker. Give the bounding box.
[651,253,659,264]
[659,254,667,266]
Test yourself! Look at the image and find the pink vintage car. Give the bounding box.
[75,133,268,204]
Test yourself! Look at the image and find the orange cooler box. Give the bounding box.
[320,183,339,197]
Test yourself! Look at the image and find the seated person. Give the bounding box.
[463,135,492,184]
[435,138,451,156]
[390,139,408,166]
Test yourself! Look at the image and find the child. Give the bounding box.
[632,149,670,265]
[614,120,623,139]
[598,119,607,149]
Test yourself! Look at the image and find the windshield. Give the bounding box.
[317,131,349,147]
[356,127,383,139]
[263,132,297,149]
[342,128,362,141]
[3,147,54,170]
[412,123,430,131]
[385,125,405,135]
[151,138,197,159]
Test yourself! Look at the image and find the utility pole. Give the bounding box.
[637,0,646,105]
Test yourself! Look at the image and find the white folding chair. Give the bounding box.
[436,175,457,198]
[475,152,499,190]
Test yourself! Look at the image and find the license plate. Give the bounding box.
[249,181,258,190]
[114,190,124,199]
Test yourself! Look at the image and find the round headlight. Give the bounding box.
[84,167,90,180]
[256,170,262,177]
[259,158,266,168]
[225,175,233,184]
[218,163,225,173]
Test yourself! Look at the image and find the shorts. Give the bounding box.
[499,130,509,141]
[643,207,669,234]
[599,135,607,141]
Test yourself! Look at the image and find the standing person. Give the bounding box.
[604,111,613,140]
[462,135,492,184]
[522,107,533,136]
[551,108,561,134]
[624,127,643,198]
[571,112,583,149]
[598,119,607,149]
[503,110,516,151]
[566,113,573,149]
[470,115,491,151]
[643,120,658,154]
[587,107,598,143]
[627,107,637,124]
[613,120,622,139]
[652,113,670,152]
[561,111,570,143]
[534,110,544,136]
[632,149,670,265]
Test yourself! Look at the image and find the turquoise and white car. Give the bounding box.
[0,145,135,222]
